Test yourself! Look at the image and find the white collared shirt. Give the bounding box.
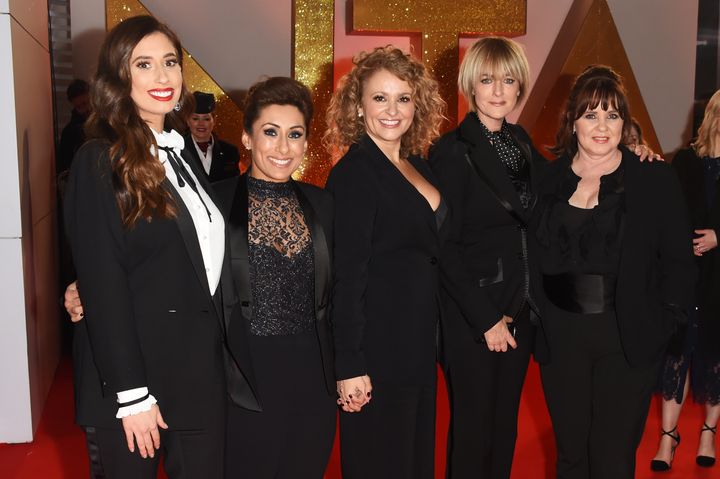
[192,135,214,175]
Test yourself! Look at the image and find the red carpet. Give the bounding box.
[1,358,716,478]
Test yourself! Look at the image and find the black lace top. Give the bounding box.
[535,161,625,276]
[247,177,315,336]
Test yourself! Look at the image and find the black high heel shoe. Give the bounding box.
[696,423,717,468]
[650,426,681,472]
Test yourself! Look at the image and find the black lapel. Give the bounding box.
[359,135,438,236]
[292,182,330,317]
[164,178,213,298]
[228,175,253,321]
[458,114,526,219]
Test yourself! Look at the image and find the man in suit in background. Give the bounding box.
[185,91,240,182]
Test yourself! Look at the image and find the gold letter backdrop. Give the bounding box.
[107,0,525,185]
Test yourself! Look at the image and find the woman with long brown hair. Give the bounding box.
[64,15,256,478]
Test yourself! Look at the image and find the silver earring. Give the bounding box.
[173,102,181,112]
[358,110,363,118]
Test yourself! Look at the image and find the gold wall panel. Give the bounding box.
[106,0,248,170]
[292,0,335,186]
[351,0,526,128]
[519,0,660,156]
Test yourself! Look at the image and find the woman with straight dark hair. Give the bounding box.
[64,15,257,478]
[532,65,695,478]
[217,76,337,478]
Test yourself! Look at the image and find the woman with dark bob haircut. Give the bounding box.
[215,76,337,478]
[531,65,696,478]
[324,45,446,478]
[64,15,258,478]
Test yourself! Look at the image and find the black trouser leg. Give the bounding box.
[443,308,533,479]
[339,380,436,479]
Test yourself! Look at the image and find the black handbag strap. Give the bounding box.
[457,134,528,228]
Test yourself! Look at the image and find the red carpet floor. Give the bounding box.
[1,358,716,478]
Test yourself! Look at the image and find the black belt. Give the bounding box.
[543,272,616,314]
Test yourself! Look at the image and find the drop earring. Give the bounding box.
[173,102,181,112]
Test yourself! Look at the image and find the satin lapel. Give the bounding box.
[459,116,526,218]
[292,182,330,317]
[228,176,252,321]
[164,178,212,299]
[360,136,438,236]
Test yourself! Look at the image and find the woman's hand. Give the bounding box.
[121,404,168,458]
[483,316,517,352]
[64,281,84,322]
[630,143,663,162]
[693,229,718,256]
[336,375,372,413]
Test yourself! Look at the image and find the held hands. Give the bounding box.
[336,375,372,413]
[483,315,517,352]
[64,281,84,322]
[694,229,718,256]
[121,404,168,458]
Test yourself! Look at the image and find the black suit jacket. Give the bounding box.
[429,114,547,340]
[531,150,696,366]
[672,147,720,355]
[326,134,446,387]
[184,133,240,183]
[213,174,336,396]
[65,140,258,429]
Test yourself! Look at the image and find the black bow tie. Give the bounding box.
[160,146,212,222]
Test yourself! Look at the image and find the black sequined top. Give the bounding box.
[247,177,315,336]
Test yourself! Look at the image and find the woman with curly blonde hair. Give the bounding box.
[324,45,446,479]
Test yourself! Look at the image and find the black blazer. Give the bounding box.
[429,114,547,340]
[672,147,720,355]
[532,150,696,366]
[213,174,336,395]
[64,140,258,429]
[326,134,446,387]
[184,133,240,183]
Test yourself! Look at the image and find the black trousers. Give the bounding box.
[225,331,336,479]
[539,306,660,479]
[83,419,225,479]
[339,379,436,479]
[441,306,534,479]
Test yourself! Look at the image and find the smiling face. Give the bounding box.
[187,113,215,143]
[574,104,624,159]
[129,31,182,132]
[359,69,415,155]
[243,104,307,182]
[472,71,520,131]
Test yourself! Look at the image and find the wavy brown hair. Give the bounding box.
[85,15,191,227]
[549,65,631,158]
[323,46,446,159]
[693,89,720,158]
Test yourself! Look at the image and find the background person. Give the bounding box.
[651,88,720,471]
[185,91,241,182]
